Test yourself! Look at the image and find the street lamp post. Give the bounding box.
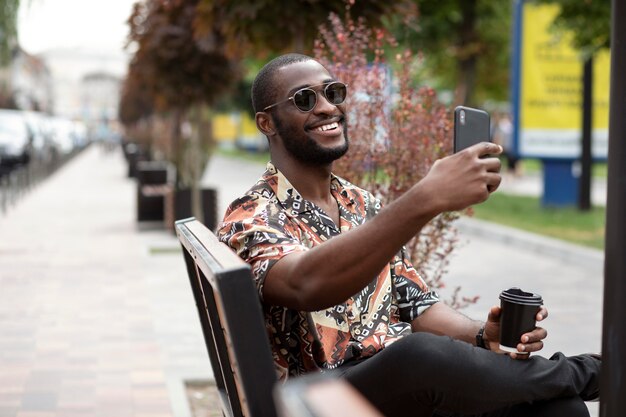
[600,0,626,415]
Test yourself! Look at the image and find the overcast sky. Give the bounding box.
[18,0,136,55]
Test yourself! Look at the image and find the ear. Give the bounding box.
[256,112,276,137]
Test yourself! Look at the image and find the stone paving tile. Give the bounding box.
[0,146,211,417]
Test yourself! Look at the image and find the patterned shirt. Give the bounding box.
[217,162,439,380]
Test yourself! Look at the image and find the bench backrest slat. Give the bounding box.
[176,217,278,417]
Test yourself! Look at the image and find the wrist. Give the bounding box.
[410,180,445,218]
[475,325,489,350]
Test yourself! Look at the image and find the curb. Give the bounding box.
[456,216,604,270]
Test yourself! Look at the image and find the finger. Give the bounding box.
[487,305,501,322]
[482,156,502,173]
[536,306,548,321]
[472,142,502,157]
[521,327,548,344]
[509,351,530,360]
[517,340,544,354]
[486,173,502,193]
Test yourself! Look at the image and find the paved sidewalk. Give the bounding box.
[0,146,208,417]
[0,147,603,416]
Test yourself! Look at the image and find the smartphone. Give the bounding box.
[453,106,491,153]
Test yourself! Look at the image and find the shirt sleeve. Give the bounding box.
[391,247,440,322]
[217,196,306,300]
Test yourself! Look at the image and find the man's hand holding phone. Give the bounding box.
[422,142,502,213]
[453,105,502,191]
[419,106,503,213]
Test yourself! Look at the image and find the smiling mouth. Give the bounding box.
[312,121,340,133]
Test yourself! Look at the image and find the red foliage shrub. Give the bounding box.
[314,9,478,309]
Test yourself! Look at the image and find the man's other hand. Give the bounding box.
[484,305,549,360]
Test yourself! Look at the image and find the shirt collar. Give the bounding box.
[263,162,355,216]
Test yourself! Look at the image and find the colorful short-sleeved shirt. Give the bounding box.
[217,162,439,380]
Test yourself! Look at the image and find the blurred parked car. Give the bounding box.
[47,116,90,157]
[22,111,56,165]
[0,109,32,173]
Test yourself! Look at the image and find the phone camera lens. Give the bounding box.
[460,110,466,125]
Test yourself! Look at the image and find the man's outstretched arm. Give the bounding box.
[264,142,502,311]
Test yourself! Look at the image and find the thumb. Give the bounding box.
[487,305,501,323]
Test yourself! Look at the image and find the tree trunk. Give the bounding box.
[578,55,593,211]
[171,108,184,189]
[453,0,480,106]
[188,105,215,223]
[454,56,478,106]
[190,105,203,222]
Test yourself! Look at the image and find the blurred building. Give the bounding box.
[36,47,129,119]
[81,71,122,141]
[0,47,53,112]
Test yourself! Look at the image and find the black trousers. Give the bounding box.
[337,332,598,417]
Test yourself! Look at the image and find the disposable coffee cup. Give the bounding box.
[499,288,543,354]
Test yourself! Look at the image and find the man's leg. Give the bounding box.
[433,396,590,417]
[338,332,599,417]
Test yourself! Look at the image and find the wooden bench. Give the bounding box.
[175,217,382,417]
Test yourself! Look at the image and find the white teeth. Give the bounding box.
[315,122,338,132]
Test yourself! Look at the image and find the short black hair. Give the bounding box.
[251,53,314,113]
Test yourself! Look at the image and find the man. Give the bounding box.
[217,53,600,417]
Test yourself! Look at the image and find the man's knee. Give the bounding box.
[388,332,465,371]
[343,332,477,398]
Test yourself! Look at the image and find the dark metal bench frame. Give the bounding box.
[176,217,278,417]
[176,217,383,417]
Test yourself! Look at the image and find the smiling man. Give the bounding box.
[217,53,600,417]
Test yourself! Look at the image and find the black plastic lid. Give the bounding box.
[499,287,543,306]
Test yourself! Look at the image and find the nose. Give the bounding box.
[313,91,338,114]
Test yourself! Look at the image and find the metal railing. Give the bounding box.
[0,146,87,216]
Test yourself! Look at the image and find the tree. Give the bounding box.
[0,0,22,107]
[389,0,512,106]
[122,0,240,222]
[315,11,476,308]
[194,0,416,57]
[538,0,610,54]
[126,0,239,114]
[0,0,21,66]
[119,62,155,127]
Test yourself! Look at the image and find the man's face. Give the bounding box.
[268,60,348,165]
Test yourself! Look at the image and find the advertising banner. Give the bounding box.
[515,2,610,159]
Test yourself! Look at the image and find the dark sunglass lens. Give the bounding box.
[325,83,347,105]
[293,89,317,111]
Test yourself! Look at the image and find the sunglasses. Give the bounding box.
[263,81,348,113]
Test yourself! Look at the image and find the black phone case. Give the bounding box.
[453,106,491,153]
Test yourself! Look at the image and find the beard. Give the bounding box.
[272,113,349,165]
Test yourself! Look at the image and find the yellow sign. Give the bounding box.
[212,112,267,151]
[519,3,609,158]
[213,113,239,143]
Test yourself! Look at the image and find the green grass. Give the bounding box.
[517,159,607,178]
[470,193,606,249]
